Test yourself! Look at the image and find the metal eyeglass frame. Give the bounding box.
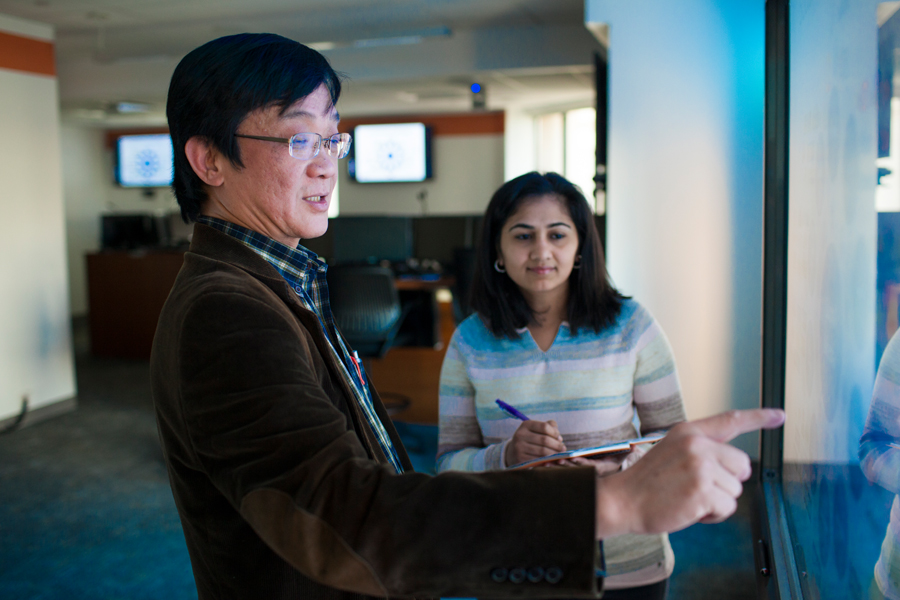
[234,132,353,159]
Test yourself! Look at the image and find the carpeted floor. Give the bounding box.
[0,327,759,600]
[0,352,196,599]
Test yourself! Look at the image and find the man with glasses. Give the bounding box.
[152,33,784,600]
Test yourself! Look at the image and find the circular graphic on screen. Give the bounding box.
[135,149,161,178]
[376,142,405,172]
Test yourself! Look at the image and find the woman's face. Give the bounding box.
[496,194,580,306]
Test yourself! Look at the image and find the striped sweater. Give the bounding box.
[861,331,900,599]
[436,299,686,587]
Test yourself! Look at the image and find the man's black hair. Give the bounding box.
[470,171,626,338]
[166,33,342,222]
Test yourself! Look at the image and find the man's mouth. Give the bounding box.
[304,195,326,203]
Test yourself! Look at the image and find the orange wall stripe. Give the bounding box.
[340,111,504,136]
[0,31,55,76]
[104,127,171,150]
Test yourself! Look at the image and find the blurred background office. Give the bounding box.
[0,0,892,598]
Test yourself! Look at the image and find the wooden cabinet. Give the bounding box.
[86,251,184,359]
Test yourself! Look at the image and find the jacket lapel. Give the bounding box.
[188,224,411,470]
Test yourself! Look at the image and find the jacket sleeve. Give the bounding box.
[176,289,601,599]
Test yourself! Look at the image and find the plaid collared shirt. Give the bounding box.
[196,215,404,473]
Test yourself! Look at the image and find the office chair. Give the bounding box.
[328,265,412,415]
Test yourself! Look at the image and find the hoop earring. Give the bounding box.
[573,255,582,270]
[494,259,506,273]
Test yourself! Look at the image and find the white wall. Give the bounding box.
[337,134,503,215]
[504,109,538,182]
[0,14,76,420]
[60,125,178,316]
[60,125,104,318]
[783,0,878,463]
[585,0,765,455]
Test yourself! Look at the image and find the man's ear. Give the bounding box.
[184,136,226,187]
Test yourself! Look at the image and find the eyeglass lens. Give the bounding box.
[289,133,351,160]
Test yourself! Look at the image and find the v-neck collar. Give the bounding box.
[518,321,570,353]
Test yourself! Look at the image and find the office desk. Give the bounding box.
[394,275,456,291]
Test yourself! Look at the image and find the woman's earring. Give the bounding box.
[573,255,582,270]
[494,259,506,273]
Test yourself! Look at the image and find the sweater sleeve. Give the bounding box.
[631,312,687,434]
[861,331,900,494]
[436,329,509,472]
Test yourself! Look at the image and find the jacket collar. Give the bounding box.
[189,223,292,286]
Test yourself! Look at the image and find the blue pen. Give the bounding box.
[496,399,530,421]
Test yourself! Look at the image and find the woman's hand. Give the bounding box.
[505,420,566,466]
[553,454,628,476]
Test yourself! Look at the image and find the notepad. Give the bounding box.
[509,432,666,470]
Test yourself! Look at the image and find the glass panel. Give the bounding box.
[781,1,883,597]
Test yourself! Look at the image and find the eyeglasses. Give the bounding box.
[234,132,353,160]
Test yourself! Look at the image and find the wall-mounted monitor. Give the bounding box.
[348,122,432,183]
[331,216,413,264]
[115,133,174,188]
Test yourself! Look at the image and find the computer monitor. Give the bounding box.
[348,123,433,183]
[115,133,174,188]
[100,214,162,250]
[331,217,413,264]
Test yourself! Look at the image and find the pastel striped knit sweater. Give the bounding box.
[861,330,900,599]
[436,299,686,587]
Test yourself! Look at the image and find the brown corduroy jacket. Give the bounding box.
[150,224,602,600]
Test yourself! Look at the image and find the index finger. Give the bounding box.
[523,419,562,440]
[685,409,785,443]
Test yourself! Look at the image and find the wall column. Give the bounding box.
[585,0,765,454]
[0,14,76,423]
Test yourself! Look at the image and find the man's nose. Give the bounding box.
[306,152,337,179]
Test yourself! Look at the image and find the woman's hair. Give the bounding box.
[469,171,626,339]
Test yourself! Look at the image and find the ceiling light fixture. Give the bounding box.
[115,101,150,114]
[309,26,451,53]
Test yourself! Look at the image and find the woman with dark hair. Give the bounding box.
[436,171,686,599]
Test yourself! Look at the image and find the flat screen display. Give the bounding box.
[331,216,413,264]
[116,133,174,188]
[349,122,432,183]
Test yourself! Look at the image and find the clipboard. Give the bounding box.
[509,432,666,470]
